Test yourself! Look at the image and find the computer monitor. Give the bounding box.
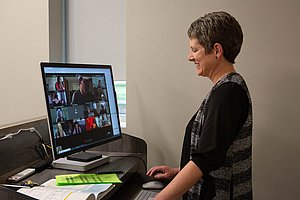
[40,62,122,162]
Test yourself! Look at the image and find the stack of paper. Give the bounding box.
[18,174,122,200]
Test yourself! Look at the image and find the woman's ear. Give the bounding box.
[214,43,222,59]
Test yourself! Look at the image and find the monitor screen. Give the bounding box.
[40,62,122,160]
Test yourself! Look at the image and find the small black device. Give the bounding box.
[96,170,124,174]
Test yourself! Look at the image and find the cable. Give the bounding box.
[0,128,32,141]
[30,127,51,158]
[29,127,43,142]
[0,127,51,158]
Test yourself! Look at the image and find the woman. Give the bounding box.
[55,76,65,92]
[56,108,64,122]
[147,11,253,200]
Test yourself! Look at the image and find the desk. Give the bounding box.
[0,118,148,200]
[1,153,147,200]
[33,153,146,200]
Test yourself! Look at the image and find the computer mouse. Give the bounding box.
[142,181,164,190]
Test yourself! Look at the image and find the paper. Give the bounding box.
[18,179,113,200]
[19,187,92,200]
[56,173,122,186]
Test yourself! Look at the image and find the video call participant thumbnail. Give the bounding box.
[71,77,96,105]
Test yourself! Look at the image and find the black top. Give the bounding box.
[71,90,95,105]
[180,82,249,174]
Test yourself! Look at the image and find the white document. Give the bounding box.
[18,179,113,200]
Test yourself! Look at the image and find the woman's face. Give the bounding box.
[80,79,90,94]
[58,110,62,117]
[188,38,216,78]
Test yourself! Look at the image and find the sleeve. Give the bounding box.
[191,82,249,175]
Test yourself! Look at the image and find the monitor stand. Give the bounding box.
[52,151,109,171]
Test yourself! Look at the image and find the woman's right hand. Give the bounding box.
[146,166,180,180]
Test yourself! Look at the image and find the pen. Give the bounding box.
[96,170,124,174]
[1,184,30,189]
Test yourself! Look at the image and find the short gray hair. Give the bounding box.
[187,11,243,63]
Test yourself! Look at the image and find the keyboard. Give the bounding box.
[134,190,159,200]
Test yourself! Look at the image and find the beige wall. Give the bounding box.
[66,0,127,80]
[0,0,48,128]
[126,0,300,199]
